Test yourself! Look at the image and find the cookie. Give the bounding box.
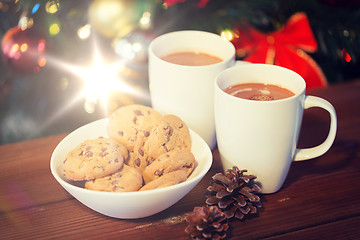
[107,104,162,151]
[131,114,192,172]
[143,122,179,162]
[62,137,124,181]
[85,165,143,192]
[142,149,196,184]
[162,114,191,151]
[139,170,188,191]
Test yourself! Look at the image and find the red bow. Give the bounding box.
[232,12,327,89]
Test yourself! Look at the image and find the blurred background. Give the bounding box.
[0,0,359,145]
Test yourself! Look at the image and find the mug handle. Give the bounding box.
[294,96,337,161]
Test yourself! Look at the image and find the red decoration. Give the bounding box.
[1,26,47,74]
[232,12,327,90]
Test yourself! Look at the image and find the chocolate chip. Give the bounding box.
[135,158,141,167]
[154,169,164,177]
[144,131,150,137]
[138,148,144,157]
[184,163,193,168]
[133,116,138,124]
[134,110,141,115]
[118,131,124,136]
[134,109,143,116]
[163,144,169,152]
[102,152,109,157]
[164,126,174,141]
[84,151,93,158]
[146,158,154,166]
[109,158,119,164]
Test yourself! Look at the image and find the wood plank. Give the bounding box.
[263,215,360,240]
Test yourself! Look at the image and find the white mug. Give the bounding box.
[214,64,337,194]
[148,30,236,148]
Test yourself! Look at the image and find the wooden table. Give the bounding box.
[1,80,360,240]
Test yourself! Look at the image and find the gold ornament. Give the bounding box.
[88,0,140,38]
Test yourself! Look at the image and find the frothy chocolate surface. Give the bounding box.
[224,83,295,101]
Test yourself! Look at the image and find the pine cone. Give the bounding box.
[206,167,262,220]
[185,206,229,240]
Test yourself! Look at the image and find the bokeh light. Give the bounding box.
[45,0,59,14]
[139,11,152,29]
[341,48,351,63]
[20,43,28,52]
[49,23,60,36]
[77,24,91,40]
[18,16,34,30]
[31,3,41,14]
[221,29,234,41]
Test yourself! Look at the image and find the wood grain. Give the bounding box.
[1,80,359,239]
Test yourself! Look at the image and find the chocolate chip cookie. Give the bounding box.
[142,149,196,184]
[107,104,162,151]
[139,170,188,191]
[62,137,124,181]
[85,165,143,192]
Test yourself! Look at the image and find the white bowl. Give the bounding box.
[50,118,212,219]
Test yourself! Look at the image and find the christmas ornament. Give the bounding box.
[206,167,262,220]
[88,0,140,38]
[232,12,328,89]
[1,26,47,74]
[185,206,229,240]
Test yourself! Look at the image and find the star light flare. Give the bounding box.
[45,37,145,115]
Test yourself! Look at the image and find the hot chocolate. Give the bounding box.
[161,51,223,66]
[224,83,295,101]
